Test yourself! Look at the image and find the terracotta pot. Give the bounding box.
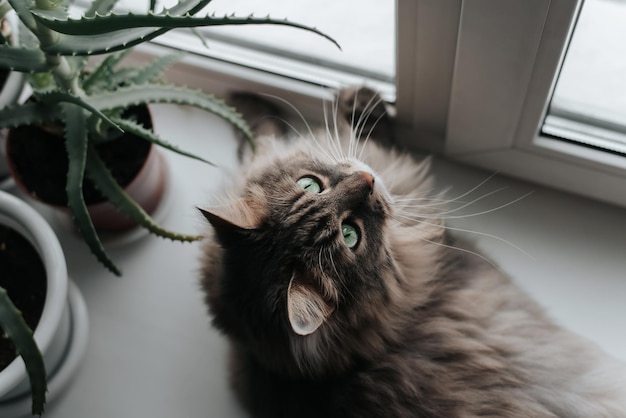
[4,104,167,231]
[0,191,88,416]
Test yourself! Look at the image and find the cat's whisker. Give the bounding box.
[258,93,316,141]
[352,92,385,161]
[435,187,509,217]
[393,190,533,222]
[322,101,344,163]
[416,234,505,273]
[436,173,500,207]
[326,247,341,283]
[357,109,389,163]
[439,191,533,220]
[392,214,534,260]
[258,92,340,164]
[392,196,465,206]
[330,96,348,161]
[395,186,509,218]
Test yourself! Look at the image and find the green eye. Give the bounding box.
[341,224,360,249]
[297,177,322,194]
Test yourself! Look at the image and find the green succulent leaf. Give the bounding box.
[124,52,182,85]
[34,90,122,132]
[110,116,214,166]
[31,11,341,50]
[84,145,202,242]
[0,101,59,129]
[32,0,212,55]
[0,45,50,72]
[7,0,38,34]
[84,0,118,17]
[0,287,47,416]
[62,102,121,276]
[82,49,132,92]
[83,84,253,142]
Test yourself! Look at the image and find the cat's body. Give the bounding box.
[199,88,626,417]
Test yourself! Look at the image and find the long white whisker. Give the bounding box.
[323,100,343,163]
[418,235,504,273]
[436,187,508,216]
[393,214,534,260]
[258,93,315,140]
[358,109,388,162]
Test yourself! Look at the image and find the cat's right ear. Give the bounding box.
[198,201,260,247]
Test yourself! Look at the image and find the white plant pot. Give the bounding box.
[0,191,88,417]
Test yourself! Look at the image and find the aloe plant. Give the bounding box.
[0,0,338,274]
[0,0,338,413]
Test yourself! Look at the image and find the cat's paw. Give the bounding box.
[337,86,395,147]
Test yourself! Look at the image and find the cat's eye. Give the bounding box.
[297,176,322,194]
[341,224,360,249]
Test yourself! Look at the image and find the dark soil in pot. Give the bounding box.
[6,104,153,206]
[0,224,47,372]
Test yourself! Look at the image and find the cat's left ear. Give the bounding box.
[287,273,336,336]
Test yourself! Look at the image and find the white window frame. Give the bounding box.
[125,0,626,207]
[396,0,626,207]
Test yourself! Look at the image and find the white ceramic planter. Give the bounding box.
[0,191,88,417]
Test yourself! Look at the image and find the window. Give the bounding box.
[545,0,626,155]
[113,0,626,207]
[396,0,626,208]
[202,0,396,83]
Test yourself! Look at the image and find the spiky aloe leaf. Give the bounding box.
[0,45,49,72]
[6,0,37,34]
[123,52,182,85]
[110,116,214,165]
[34,90,122,132]
[82,49,132,92]
[31,0,212,55]
[85,145,202,242]
[84,0,118,17]
[31,11,341,50]
[62,102,121,276]
[0,101,59,129]
[83,84,253,142]
[0,287,47,416]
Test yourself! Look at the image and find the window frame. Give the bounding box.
[397,0,626,207]
[125,0,626,207]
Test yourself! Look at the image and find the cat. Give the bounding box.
[198,87,626,418]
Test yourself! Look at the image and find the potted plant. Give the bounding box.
[0,0,338,276]
[0,190,88,416]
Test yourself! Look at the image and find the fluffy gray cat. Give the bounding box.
[198,87,626,417]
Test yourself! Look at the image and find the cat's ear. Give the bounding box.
[198,200,260,246]
[287,273,336,336]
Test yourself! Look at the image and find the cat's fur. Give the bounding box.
[198,88,626,417]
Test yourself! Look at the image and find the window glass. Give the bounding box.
[545,0,626,154]
[188,0,395,82]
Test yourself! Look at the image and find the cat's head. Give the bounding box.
[200,148,442,376]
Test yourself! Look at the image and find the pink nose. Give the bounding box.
[358,170,375,190]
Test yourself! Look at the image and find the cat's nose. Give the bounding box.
[358,170,375,191]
